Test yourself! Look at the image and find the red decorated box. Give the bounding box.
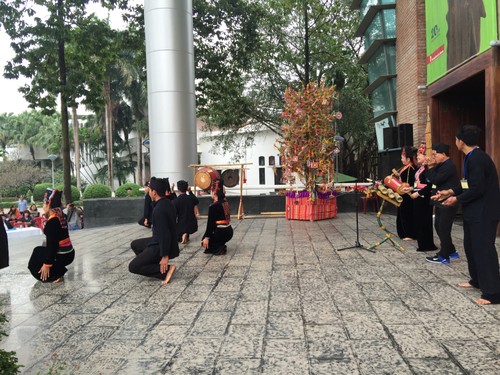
[285,194,337,221]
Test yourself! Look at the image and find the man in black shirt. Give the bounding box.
[129,177,179,285]
[425,143,462,264]
[437,126,500,305]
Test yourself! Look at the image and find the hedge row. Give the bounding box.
[28,182,144,201]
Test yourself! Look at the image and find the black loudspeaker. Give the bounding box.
[398,123,413,147]
[383,127,399,149]
[378,148,402,179]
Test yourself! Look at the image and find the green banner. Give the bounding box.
[426,0,498,84]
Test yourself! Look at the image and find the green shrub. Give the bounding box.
[82,184,112,199]
[33,183,53,202]
[0,300,22,374]
[115,183,142,197]
[0,185,31,199]
[55,184,81,202]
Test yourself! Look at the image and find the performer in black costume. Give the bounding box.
[0,217,8,270]
[437,125,500,305]
[129,177,179,285]
[201,184,233,255]
[173,180,199,244]
[396,146,416,240]
[28,189,75,283]
[138,181,153,228]
[425,143,462,264]
[404,143,438,252]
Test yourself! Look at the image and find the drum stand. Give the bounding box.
[337,185,375,253]
[367,199,405,251]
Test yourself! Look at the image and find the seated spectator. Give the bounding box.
[64,203,84,230]
[7,205,21,220]
[8,212,19,226]
[29,203,40,218]
[2,213,13,229]
[20,210,35,227]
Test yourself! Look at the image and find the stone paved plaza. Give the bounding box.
[1,212,500,374]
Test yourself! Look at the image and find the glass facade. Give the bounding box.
[367,44,396,84]
[364,9,396,48]
[371,79,396,118]
[353,0,396,149]
[360,0,396,18]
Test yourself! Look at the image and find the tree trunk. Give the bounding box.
[57,0,72,204]
[303,0,310,85]
[104,79,114,190]
[72,106,81,193]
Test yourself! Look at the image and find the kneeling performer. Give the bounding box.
[129,177,179,285]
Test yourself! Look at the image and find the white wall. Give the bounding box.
[197,125,288,195]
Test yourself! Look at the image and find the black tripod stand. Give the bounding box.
[337,183,375,253]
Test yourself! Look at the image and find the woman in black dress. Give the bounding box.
[396,146,416,240]
[405,144,438,252]
[201,186,233,255]
[28,189,75,283]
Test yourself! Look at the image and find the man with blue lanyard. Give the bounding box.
[425,143,462,264]
[436,125,500,305]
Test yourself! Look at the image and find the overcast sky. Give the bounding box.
[0,4,130,115]
[0,31,30,115]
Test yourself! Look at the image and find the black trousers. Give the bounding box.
[130,237,151,255]
[28,247,75,282]
[463,219,500,301]
[128,244,168,280]
[207,226,233,252]
[434,205,457,258]
[413,196,437,251]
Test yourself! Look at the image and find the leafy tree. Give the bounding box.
[0,0,127,202]
[0,160,48,196]
[192,0,375,177]
[0,111,61,159]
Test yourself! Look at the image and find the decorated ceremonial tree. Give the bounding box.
[278,81,339,194]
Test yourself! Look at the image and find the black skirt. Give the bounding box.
[28,247,75,282]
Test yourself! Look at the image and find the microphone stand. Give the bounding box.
[337,181,375,253]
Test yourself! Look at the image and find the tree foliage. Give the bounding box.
[0,160,49,196]
[0,0,133,200]
[193,0,375,177]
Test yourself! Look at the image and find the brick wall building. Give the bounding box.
[395,0,427,145]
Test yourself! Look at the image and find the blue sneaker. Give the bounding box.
[449,252,460,259]
[426,255,450,264]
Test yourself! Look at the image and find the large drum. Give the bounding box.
[221,169,239,188]
[195,167,220,191]
[383,175,409,194]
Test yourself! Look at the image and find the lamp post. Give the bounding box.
[47,154,57,188]
[333,135,345,175]
[142,140,150,184]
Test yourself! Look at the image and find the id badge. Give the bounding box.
[461,179,469,189]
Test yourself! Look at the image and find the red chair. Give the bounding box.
[358,195,379,214]
[34,217,45,229]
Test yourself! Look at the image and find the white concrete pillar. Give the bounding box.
[144,0,197,184]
